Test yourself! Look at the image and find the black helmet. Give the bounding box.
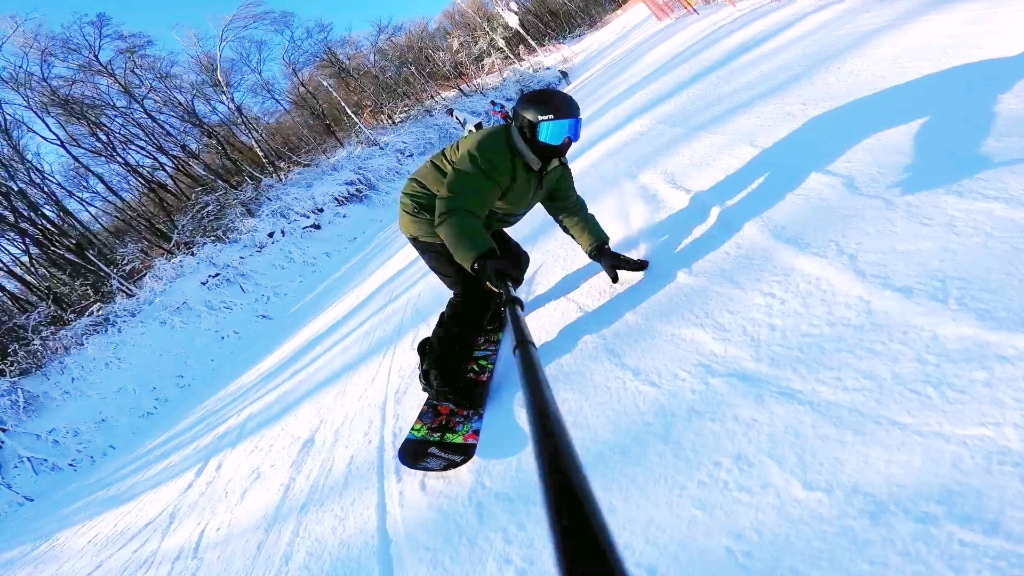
[512,89,581,162]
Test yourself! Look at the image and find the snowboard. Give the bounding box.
[398,317,504,472]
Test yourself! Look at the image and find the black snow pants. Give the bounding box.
[408,229,529,369]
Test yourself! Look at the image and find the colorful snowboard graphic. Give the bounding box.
[398,321,504,472]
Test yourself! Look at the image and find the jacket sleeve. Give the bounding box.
[435,142,505,270]
[541,166,610,255]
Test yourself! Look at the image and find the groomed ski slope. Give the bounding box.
[3,0,1024,572]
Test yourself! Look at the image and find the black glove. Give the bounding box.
[471,249,521,292]
[588,243,649,284]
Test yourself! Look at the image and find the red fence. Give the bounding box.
[601,0,738,25]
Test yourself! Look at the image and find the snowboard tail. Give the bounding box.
[399,322,503,472]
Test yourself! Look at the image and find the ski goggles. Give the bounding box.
[535,117,583,145]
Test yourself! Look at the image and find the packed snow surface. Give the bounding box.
[2,0,1024,573]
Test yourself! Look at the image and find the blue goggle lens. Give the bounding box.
[536,117,582,145]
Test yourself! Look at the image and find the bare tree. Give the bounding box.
[178,0,292,179]
[277,18,345,149]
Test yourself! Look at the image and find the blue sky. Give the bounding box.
[5,0,454,46]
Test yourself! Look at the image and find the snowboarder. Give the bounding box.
[489,100,511,124]
[446,107,484,137]
[558,69,571,85]
[400,89,649,406]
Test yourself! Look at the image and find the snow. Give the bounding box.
[2,0,1024,573]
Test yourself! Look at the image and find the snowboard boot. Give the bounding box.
[416,336,436,392]
[417,316,485,408]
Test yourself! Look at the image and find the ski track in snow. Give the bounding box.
[3,0,1024,573]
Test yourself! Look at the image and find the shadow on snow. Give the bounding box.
[532,53,1024,369]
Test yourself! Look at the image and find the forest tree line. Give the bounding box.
[0,0,636,377]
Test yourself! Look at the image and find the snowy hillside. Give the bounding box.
[3,0,1024,573]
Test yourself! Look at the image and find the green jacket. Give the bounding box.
[399,123,609,270]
